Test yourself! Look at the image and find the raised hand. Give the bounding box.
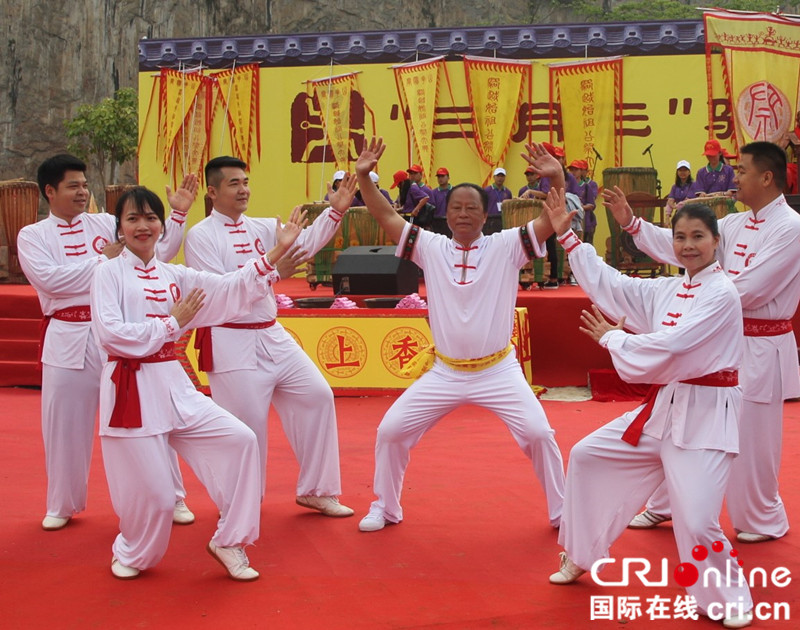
[166,173,199,213]
[356,137,386,176]
[522,143,561,180]
[171,287,206,328]
[276,244,310,279]
[328,172,357,214]
[542,187,576,237]
[579,304,626,344]
[275,205,308,250]
[602,186,634,227]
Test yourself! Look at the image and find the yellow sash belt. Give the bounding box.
[400,343,514,379]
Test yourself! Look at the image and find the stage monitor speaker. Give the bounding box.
[332,246,419,295]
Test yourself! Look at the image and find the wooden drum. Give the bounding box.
[0,179,39,278]
[105,184,136,215]
[700,195,738,219]
[603,167,658,196]
[343,206,386,247]
[501,198,543,228]
[303,203,344,289]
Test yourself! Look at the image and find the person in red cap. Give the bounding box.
[396,164,433,227]
[430,167,452,236]
[691,139,735,197]
[567,160,598,245]
[518,165,545,200]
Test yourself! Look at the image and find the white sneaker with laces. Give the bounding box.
[628,509,671,529]
[173,499,195,525]
[207,541,259,581]
[296,495,354,517]
[549,551,586,584]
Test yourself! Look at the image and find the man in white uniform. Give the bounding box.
[17,154,196,530]
[184,156,355,517]
[610,141,800,543]
[353,138,566,533]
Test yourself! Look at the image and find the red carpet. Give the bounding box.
[1,388,798,629]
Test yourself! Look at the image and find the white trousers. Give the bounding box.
[101,402,260,570]
[208,336,342,498]
[41,334,185,518]
[559,414,752,615]
[644,366,789,537]
[367,353,565,525]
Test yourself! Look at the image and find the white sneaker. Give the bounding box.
[723,611,753,628]
[296,495,354,517]
[207,541,259,581]
[549,551,586,584]
[628,510,671,529]
[111,557,140,580]
[358,513,388,532]
[736,531,773,543]
[41,515,70,530]
[173,499,195,525]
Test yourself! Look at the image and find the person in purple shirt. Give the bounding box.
[569,160,598,245]
[483,167,512,235]
[665,159,694,222]
[430,167,452,236]
[398,164,432,227]
[352,171,393,207]
[691,139,735,197]
[518,165,545,199]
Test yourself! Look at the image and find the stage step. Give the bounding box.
[0,339,38,362]
[0,317,40,338]
[0,360,40,387]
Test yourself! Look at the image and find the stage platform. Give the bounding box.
[4,277,800,391]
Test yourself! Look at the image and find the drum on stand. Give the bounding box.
[105,184,136,215]
[501,199,545,287]
[303,203,344,289]
[0,179,39,281]
[343,206,387,248]
[701,195,738,219]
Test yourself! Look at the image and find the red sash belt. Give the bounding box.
[193,320,276,372]
[38,305,92,365]
[743,318,792,337]
[108,343,177,429]
[621,370,739,446]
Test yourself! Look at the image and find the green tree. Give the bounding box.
[64,87,138,194]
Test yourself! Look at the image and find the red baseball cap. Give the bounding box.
[542,142,556,156]
[436,167,449,176]
[391,170,409,189]
[553,146,565,157]
[703,139,722,156]
[568,160,583,169]
[524,165,537,174]
[407,164,424,173]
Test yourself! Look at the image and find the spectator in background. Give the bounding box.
[665,160,694,223]
[574,160,598,245]
[692,139,735,197]
[430,167,452,237]
[323,170,345,201]
[483,167,512,235]
[518,165,545,200]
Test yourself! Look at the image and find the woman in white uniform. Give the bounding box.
[90,187,304,581]
[543,190,753,629]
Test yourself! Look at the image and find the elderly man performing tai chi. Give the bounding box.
[353,137,566,533]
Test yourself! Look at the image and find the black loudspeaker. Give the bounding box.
[332,246,419,295]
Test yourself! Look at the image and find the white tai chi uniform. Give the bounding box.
[17,208,188,520]
[90,248,274,570]
[627,195,800,537]
[364,222,565,526]
[557,229,752,615]
[184,207,346,498]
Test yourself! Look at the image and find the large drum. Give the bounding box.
[303,203,344,289]
[105,184,136,215]
[343,206,387,247]
[602,167,658,196]
[701,195,738,219]
[0,179,39,279]
[501,199,546,286]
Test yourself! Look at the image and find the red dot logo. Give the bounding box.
[674,562,699,587]
[712,541,724,553]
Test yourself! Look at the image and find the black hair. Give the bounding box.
[445,183,489,214]
[397,179,412,206]
[740,141,787,190]
[114,187,166,238]
[36,154,87,201]
[205,156,247,188]
[671,202,719,237]
[674,168,694,188]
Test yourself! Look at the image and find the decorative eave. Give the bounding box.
[138,20,706,70]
